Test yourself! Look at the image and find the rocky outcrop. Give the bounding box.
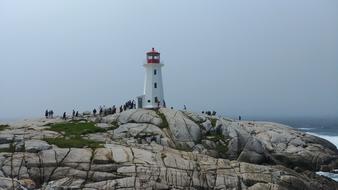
[0,144,337,190]
[0,109,337,189]
[101,109,338,172]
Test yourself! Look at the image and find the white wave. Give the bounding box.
[308,132,338,182]
[316,171,338,182]
[298,127,315,131]
[307,132,338,149]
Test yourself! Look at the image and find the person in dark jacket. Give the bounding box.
[99,107,103,116]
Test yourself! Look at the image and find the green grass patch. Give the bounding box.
[155,110,169,129]
[47,121,106,136]
[111,121,119,128]
[210,118,217,127]
[44,137,103,149]
[0,125,9,131]
[45,121,106,148]
[207,133,225,142]
[205,132,229,158]
[175,143,192,152]
[183,113,205,127]
[215,142,228,158]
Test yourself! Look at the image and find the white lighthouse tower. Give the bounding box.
[137,48,165,109]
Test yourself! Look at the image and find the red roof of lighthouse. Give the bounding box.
[146,48,160,64]
[147,47,160,55]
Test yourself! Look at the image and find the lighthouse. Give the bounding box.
[137,48,165,109]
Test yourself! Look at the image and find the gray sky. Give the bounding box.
[0,0,338,120]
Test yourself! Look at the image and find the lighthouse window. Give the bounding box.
[154,69,157,75]
[154,83,157,88]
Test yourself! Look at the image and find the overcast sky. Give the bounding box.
[0,0,337,120]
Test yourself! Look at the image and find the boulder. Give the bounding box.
[159,108,201,146]
[25,139,52,153]
[95,123,110,129]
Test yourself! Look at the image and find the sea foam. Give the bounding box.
[308,132,338,149]
[309,132,338,182]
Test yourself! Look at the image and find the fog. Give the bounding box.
[0,0,337,120]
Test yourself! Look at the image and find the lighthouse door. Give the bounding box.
[137,97,143,108]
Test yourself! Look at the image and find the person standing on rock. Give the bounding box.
[72,110,75,118]
[99,107,103,116]
[49,110,53,118]
[45,110,49,118]
[133,101,136,109]
[239,116,242,121]
[93,109,97,116]
[184,105,187,110]
[75,111,79,117]
[63,112,67,120]
[112,105,116,114]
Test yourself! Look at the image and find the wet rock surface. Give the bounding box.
[0,108,337,189]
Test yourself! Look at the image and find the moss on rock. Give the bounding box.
[155,110,169,129]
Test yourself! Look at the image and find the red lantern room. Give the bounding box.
[147,48,160,64]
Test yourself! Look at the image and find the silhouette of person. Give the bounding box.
[49,110,53,118]
[163,100,166,108]
[99,107,103,116]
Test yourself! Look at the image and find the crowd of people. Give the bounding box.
[45,100,139,120]
[202,110,217,116]
[45,110,54,118]
[45,103,244,123]
[94,100,137,117]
